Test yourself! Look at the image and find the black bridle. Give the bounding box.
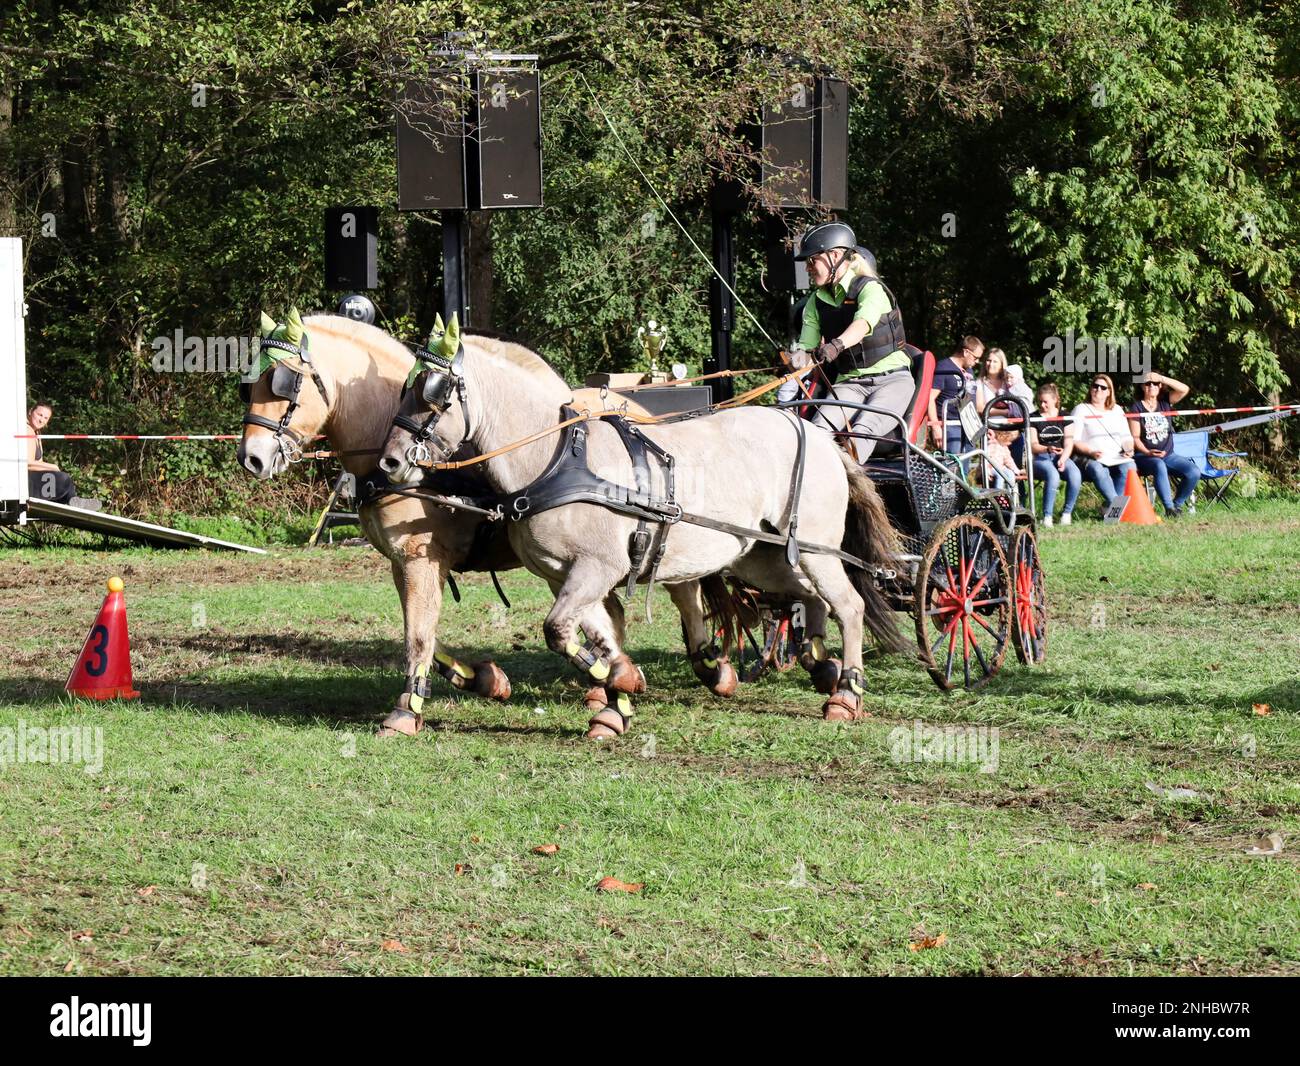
[392,342,473,466]
[240,334,331,464]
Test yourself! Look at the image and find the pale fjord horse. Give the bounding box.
[379,334,904,739]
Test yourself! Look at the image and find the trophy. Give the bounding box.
[636,320,669,384]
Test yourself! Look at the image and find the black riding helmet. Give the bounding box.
[794,221,857,261]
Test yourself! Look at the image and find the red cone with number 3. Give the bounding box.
[65,576,140,699]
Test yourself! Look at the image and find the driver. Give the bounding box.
[789,222,915,462]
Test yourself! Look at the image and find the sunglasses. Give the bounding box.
[1090,383,1109,391]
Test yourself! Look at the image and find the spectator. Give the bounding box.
[983,428,1019,492]
[1069,374,1136,510]
[928,335,983,462]
[24,401,101,510]
[1029,382,1080,526]
[1129,370,1200,516]
[974,348,1034,416]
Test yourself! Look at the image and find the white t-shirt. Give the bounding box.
[1070,403,1133,465]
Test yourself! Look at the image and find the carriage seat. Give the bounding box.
[862,346,934,462]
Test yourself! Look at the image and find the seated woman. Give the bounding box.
[1028,382,1080,526]
[1069,374,1136,510]
[25,401,100,510]
[1129,370,1200,517]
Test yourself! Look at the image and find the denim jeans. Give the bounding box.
[1134,453,1202,512]
[1033,454,1081,516]
[1085,459,1136,505]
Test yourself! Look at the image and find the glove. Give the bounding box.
[815,337,845,363]
[788,348,813,370]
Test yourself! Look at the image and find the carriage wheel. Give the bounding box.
[914,514,1010,691]
[741,610,800,682]
[1010,526,1048,666]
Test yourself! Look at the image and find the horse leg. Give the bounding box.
[377,541,509,739]
[800,556,868,722]
[797,596,841,695]
[667,580,737,697]
[543,561,642,739]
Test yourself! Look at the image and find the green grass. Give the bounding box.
[1,500,1298,975]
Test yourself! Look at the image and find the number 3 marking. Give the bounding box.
[84,624,110,677]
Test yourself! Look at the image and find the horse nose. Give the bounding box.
[241,450,265,477]
[378,454,402,476]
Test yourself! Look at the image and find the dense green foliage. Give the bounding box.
[2,1,1297,512]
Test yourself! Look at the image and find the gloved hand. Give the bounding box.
[815,337,845,363]
[788,348,813,370]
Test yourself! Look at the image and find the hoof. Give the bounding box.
[377,708,424,738]
[582,685,609,713]
[821,692,863,723]
[607,655,646,694]
[586,707,627,740]
[808,657,842,696]
[710,658,738,698]
[472,660,512,701]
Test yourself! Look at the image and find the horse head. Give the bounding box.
[236,307,333,479]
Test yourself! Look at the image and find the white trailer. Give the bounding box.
[0,237,28,525]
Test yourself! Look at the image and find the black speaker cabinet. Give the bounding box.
[468,69,543,209]
[814,78,849,211]
[323,206,379,290]
[761,79,815,208]
[396,75,469,211]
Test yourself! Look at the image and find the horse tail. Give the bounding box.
[698,574,746,656]
[838,450,908,653]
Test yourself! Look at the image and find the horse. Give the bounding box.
[377,333,905,739]
[236,311,739,738]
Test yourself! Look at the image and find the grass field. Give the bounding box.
[1,500,1298,975]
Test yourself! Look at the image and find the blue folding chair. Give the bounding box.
[1171,430,1246,510]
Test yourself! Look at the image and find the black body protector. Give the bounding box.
[818,274,908,374]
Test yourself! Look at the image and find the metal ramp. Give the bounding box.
[15,499,266,553]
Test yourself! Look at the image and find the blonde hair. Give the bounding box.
[982,348,1008,387]
[1090,372,1117,410]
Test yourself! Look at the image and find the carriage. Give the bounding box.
[736,348,1048,692]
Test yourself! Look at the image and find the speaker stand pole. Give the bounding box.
[709,209,735,402]
[441,209,470,327]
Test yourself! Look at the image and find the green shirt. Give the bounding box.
[798,266,909,378]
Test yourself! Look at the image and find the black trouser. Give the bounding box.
[28,470,76,504]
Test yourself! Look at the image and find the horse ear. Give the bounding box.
[284,307,304,345]
[442,313,461,358]
[260,311,278,336]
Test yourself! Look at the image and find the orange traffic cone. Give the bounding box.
[65,576,141,699]
[1119,467,1162,525]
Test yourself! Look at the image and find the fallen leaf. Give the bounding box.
[1206,663,1221,671]
[910,932,948,951]
[71,930,93,942]
[596,876,643,893]
[380,938,409,953]
[453,863,467,876]
[136,885,156,898]
[469,835,481,844]
[1054,890,1067,897]
[1252,703,1271,717]
[533,843,560,856]
[1245,832,1284,857]
[63,959,74,973]
[1137,882,1157,891]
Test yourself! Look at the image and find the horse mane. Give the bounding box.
[303,314,414,369]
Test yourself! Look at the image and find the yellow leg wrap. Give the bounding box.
[811,635,827,661]
[565,641,610,681]
[435,650,474,681]
[409,662,430,714]
[614,692,633,720]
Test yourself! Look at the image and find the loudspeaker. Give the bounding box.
[396,75,468,211]
[323,206,379,290]
[814,78,849,211]
[761,79,815,208]
[763,216,808,292]
[468,69,543,209]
